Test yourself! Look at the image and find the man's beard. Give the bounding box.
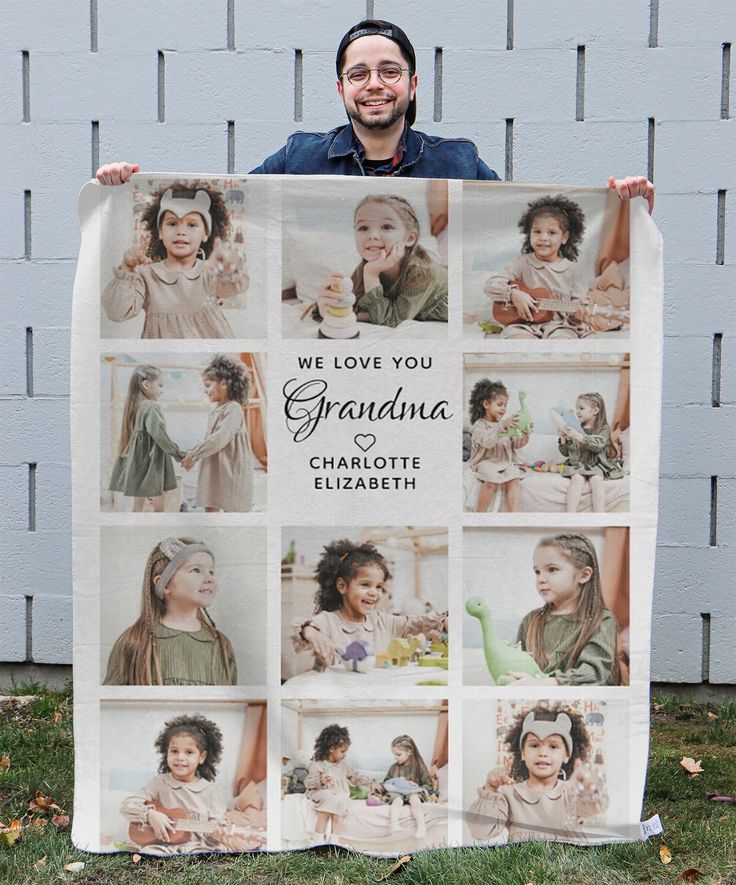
[345,93,410,131]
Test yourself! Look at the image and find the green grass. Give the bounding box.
[1,685,734,884]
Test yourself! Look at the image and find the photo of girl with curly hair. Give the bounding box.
[102,179,249,339]
[466,702,609,845]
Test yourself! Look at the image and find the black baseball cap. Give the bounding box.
[336,19,417,125]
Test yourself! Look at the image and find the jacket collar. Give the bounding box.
[328,123,424,170]
[150,259,204,284]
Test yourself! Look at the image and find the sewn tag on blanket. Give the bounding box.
[71,175,662,856]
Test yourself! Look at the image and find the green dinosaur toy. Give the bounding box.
[500,390,532,438]
[465,596,545,685]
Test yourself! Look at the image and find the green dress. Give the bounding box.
[109,399,185,497]
[558,426,624,479]
[104,622,237,685]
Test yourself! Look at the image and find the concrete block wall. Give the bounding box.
[1,1,733,681]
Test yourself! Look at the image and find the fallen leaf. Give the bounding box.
[33,856,47,870]
[63,862,85,873]
[51,813,70,830]
[378,855,413,880]
[680,870,703,882]
[659,843,673,864]
[706,793,736,805]
[0,830,21,847]
[53,710,63,726]
[29,792,62,814]
[706,711,718,720]
[680,757,704,777]
[0,757,9,771]
[132,853,142,863]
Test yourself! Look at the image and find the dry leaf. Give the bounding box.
[33,856,47,870]
[378,855,413,880]
[706,711,718,720]
[659,843,673,864]
[706,793,736,805]
[132,853,142,863]
[679,757,704,777]
[53,710,63,726]
[680,870,703,882]
[0,757,9,771]
[52,813,70,830]
[63,862,85,874]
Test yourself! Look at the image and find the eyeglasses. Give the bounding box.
[340,65,410,86]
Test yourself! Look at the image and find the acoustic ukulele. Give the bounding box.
[491,281,629,329]
[128,802,261,849]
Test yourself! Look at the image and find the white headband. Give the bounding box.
[520,711,573,756]
[154,538,214,599]
[157,188,212,236]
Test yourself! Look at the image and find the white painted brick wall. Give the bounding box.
[1,1,734,682]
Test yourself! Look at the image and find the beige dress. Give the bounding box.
[103,258,247,339]
[291,608,447,665]
[468,418,528,484]
[188,400,254,512]
[484,253,591,339]
[304,759,371,816]
[466,777,608,844]
[121,773,225,854]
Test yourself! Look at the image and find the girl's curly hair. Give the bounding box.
[155,714,223,782]
[313,539,391,613]
[469,379,508,424]
[518,194,586,262]
[505,703,591,782]
[140,180,230,262]
[202,354,250,406]
[313,724,351,761]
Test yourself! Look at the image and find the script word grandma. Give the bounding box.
[282,378,452,442]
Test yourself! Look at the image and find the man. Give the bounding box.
[97,18,654,210]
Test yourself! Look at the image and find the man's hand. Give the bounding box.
[608,176,655,215]
[96,162,140,185]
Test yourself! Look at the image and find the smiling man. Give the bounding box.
[96,18,654,208]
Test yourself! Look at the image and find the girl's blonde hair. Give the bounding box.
[525,533,619,682]
[351,195,436,301]
[119,365,161,455]
[110,537,234,685]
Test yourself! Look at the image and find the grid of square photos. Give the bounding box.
[72,174,661,854]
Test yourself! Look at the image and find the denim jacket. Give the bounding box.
[249,123,499,180]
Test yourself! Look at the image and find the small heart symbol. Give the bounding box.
[354,434,376,452]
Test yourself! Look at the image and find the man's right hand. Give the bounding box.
[96,162,140,185]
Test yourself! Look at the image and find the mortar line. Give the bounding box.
[709,478,718,547]
[711,333,722,407]
[366,0,374,19]
[722,43,731,119]
[25,596,33,662]
[506,0,514,50]
[28,463,37,532]
[700,613,711,682]
[91,121,100,179]
[26,327,34,398]
[647,118,655,183]
[227,121,235,174]
[505,118,514,181]
[90,0,98,52]
[433,48,443,122]
[22,51,30,122]
[716,190,726,265]
[575,46,585,121]
[227,0,235,50]
[648,0,659,48]
[294,50,303,122]
[158,51,165,122]
[24,191,32,260]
